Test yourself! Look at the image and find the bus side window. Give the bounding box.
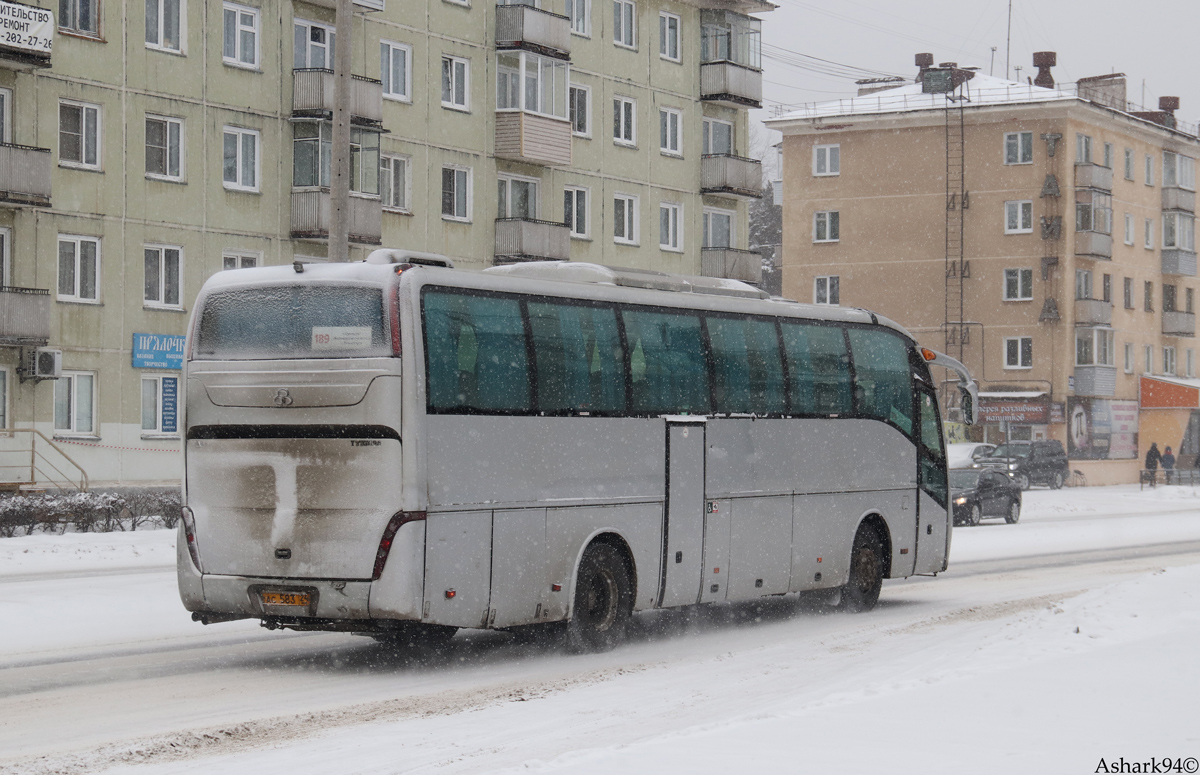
[919,391,947,507]
[847,328,914,436]
[707,316,785,415]
[528,302,625,413]
[622,308,710,415]
[424,290,530,412]
[781,322,852,416]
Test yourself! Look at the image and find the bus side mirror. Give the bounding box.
[959,384,978,426]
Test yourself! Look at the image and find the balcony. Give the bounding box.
[1074,163,1113,191]
[701,154,762,199]
[1162,248,1198,276]
[701,248,762,285]
[290,190,382,245]
[1074,298,1112,326]
[1163,310,1196,337]
[1073,365,1117,397]
[1163,187,1196,213]
[0,143,51,208]
[299,0,384,10]
[495,4,571,57]
[1074,231,1112,259]
[700,61,762,109]
[494,218,570,263]
[292,70,383,127]
[494,112,572,167]
[0,287,50,346]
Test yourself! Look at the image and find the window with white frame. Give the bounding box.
[146,0,183,52]
[569,84,589,136]
[813,143,840,176]
[1005,200,1033,233]
[613,0,635,48]
[813,210,839,242]
[1188,348,1195,378]
[1004,268,1033,301]
[1124,277,1134,309]
[1124,342,1134,373]
[1075,328,1114,366]
[1124,148,1134,180]
[1145,344,1154,374]
[441,166,471,221]
[1164,212,1196,251]
[144,245,181,308]
[1004,131,1033,165]
[1146,154,1155,185]
[1188,287,1194,314]
[294,20,335,69]
[59,100,100,169]
[1076,133,1092,164]
[1164,152,1196,190]
[380,155,410,211]
[1076,191,1111,234]
[1124,212,1134,245]
[659,107,681,155]
[703,208,733,248]
[564,186,588,238]
[659,12,679,61]
[1102,273,1112,302]
[0,227,10,289]
[59,0,98,35]
[1075,269,1093,300]
[222,126,258,191]
[498,175,538,220]
[1164,284,1178,312]
[291,122,380,195]
[0,365,7,431]
[702,117,733,155]
[222,3,258,67]
[1145,217,1154,249]
[145,115,182,180]
[54,372,95,436]
[1004,337,1033,369]
[222,251,258,270]
[141,375,180,436]
[659,202,681,251]
[614,193,638,244]
[380,41,411,101]
[441,55,470,110]
[57,235,100,302]
[1164,346,1177,376]
[814,275,839,305]
[613,96,636,145]
[0,88,10,145]
[496,51,567,118]
[566,0,589,35]
[1103,142,1113,169]
[1145,280,1154,311]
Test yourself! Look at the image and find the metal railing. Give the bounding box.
[1140,468,1200,489]
[495,4,571,55]
[0,141,52,207]
[0,429,89,494]
[0,286,51,345]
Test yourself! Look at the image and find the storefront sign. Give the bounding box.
[1068,398,1138,459]
[978,398,1050,425]
[1050,402,1066,424]
[132,333,186,370]
[0,1,53,55]
[161,377,178,434]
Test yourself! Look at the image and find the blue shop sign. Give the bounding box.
[132,333,186,370]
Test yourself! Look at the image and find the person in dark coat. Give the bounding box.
[1145,442,1162,486]
[1162,446,1176,484]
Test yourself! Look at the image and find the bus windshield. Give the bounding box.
[194,284,390,360]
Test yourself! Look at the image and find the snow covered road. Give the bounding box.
[1,485,1199,774]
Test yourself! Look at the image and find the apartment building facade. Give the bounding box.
[0,0,770,488]
[767,58,1199,484]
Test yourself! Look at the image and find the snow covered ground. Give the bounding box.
[1,485,1199,774]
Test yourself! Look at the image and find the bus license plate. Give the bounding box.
[261,591,310,607]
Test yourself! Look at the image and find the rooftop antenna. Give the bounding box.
[1005,0,1012,80]
[990,46,997,77]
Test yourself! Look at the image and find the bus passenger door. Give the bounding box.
[914,389,950,574]
[659,420,706,607]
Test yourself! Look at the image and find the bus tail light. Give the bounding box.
[181,506,202,572]
[373,511,426,581]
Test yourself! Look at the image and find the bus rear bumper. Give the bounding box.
[197,574,376,621]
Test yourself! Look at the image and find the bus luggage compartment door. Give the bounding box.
[659,420,706,608]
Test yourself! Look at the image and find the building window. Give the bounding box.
[1165,284,1178,312]
[1145,218,1154,249]
[1004,131,1032,165]
[0,366,7,431]
[1163,213,1196,251]
[1189,349,1195,378]
[1145,344,1154,374]
[144,245,181,308]
[613,0,635,48]
[1004,337,1033,369]
[441,166,471,221]
[1124,277,1134,309]
[1164,152,1196,190]
[1004,268,1033,301]
[1124,213,1134,245]
[294,20,335,68]
[1076,134,1092,164]
[564,186,588,238]
[1076,328,1114,366]
[659,12,679,61]
[1145,280,1154,311]
[613,96,636,146]
[1164,347,1177,376]
[1076,192,1111,234]
[441,55,470,110]
[1146,154,1155,186]
[614,193,638,244]
[380,41,411,101]
[814,275,839,305]
[222,251,258,270]
[813,143,840,176]
[703,208,733,248]
[498,175,538,220]
[57,235,100,303]
[1103,142,1113,169]
[1102,273,1112,303]
[702,117,733,155]
[1188,288,1195,314]
[60,0,98,35]
[1005,200,1033,233]
[222,3,258,67]
[145,115,182,180]
[222,126,258,191]
[659,107,681,155]
[1124,342,1134,374]
[54,372,95,436]
[566,0,589,36]
[569,84,589,136]
[497,51,568,119]
[141,375,180,436]
[1075,269,1093,300]
[1124,148,1134,180]
[380,155,410,212]
[146,0,183,52]
[813,210,839,243]
[659,202,681,251]
[59,101,100,169]
[0,227,9,289]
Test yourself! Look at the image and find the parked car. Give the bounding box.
[950,469,1022,526]
[976,440,1069,490]
[947,442,996,469]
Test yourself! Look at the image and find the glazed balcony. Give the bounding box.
[1162,248,1198,276]
[1163,310,1196,337]
[700,61,762,109]
[1074,162,1113,191]
[494,112,572,167]
[1163,187,1196,213]
[1074,298,1112,326]
[290,190,382,245]
[495,4,571,57]
[301,0,384,10]
[1073,365,1117,397]
[701,247,762,285]
[0,143,51,208]
[0,287,50,346]
[1074,231,1113,259]
[292,70,383,127]
[701,154,762,199]
[494,218,571,263]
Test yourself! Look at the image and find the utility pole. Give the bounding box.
[330,0,353,262]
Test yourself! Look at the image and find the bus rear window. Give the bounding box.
[194,285,390,360]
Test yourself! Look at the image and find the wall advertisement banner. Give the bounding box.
[0,1,53,55]
[1068,398,1139,459]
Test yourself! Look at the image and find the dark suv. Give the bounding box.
[976,440,1069,490]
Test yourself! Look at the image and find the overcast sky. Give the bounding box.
[752,0,1200,144]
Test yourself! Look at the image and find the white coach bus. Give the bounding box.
[178,253,977,650]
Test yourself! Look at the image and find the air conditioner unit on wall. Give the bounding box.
[33,348,61,379]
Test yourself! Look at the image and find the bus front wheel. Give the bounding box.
[840,526,884,613]
[566,543,633,653]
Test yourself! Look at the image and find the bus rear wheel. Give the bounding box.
[566,543,633,653]
[840,526,884,613]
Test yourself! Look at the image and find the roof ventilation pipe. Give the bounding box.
[1032,51,1056,88]
[915,52,933,83]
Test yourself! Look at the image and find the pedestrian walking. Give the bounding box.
[1162,446,1176,484]
[1145,442,1162,486]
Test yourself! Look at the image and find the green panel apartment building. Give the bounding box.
[0,0,769,488]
